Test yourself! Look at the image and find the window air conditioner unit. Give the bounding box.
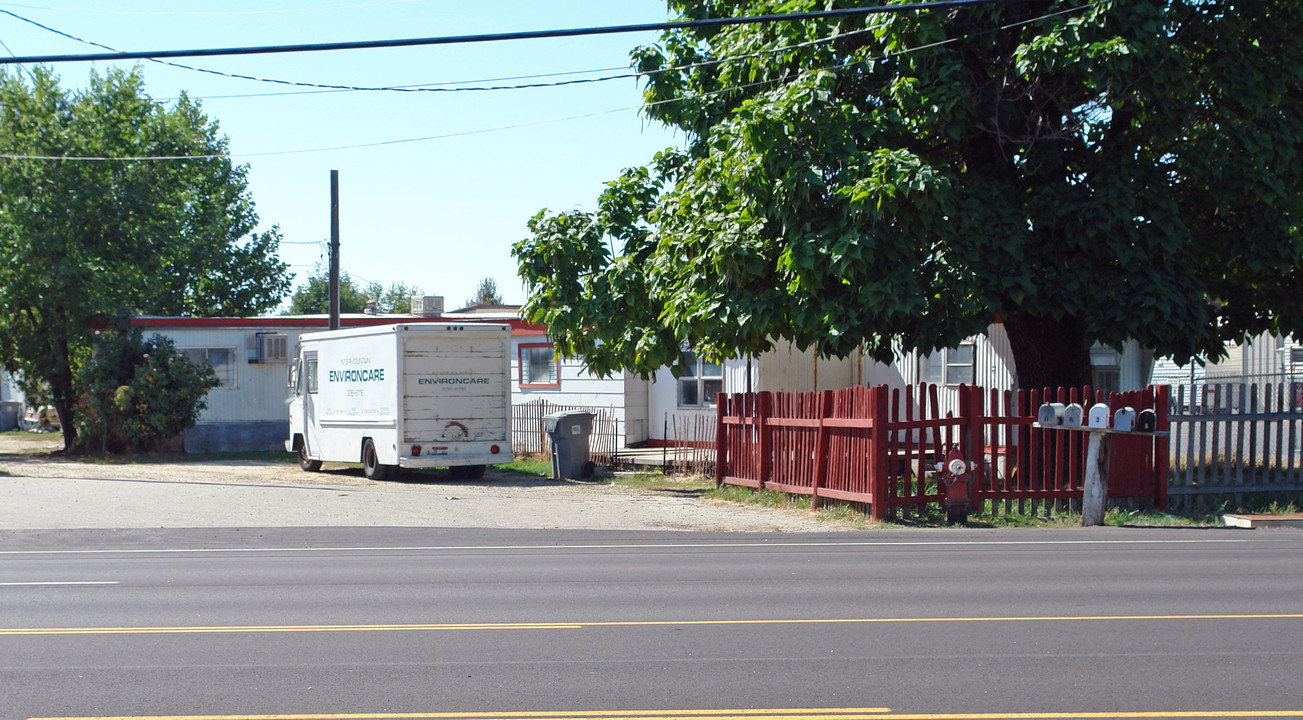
[410,295,444,317]
[251,333,288,364]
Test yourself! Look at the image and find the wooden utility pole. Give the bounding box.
[329,170,340,330]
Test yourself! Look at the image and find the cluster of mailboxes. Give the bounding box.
[1036,402,1158,433]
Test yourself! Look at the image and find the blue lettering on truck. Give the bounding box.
[328,368,385,382]
[418,377,491,385]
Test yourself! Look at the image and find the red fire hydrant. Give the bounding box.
[938,447,973,525]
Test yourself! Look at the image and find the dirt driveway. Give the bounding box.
[0,432,851,532]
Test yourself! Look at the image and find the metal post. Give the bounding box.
[329,170,341,331]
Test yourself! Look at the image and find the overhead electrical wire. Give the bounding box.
[0,1,1093,163]
[0,0,1013,65]
[0,0,431,16]
[4,6,886,98]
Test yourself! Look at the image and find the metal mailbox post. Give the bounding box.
[1035,403,1166,526]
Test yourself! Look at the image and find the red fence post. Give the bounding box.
[964,385,985,513]
[869,385,890,521]
[715,392,727,488]
[811,389,834,509]
[1155,384,1170,510]
[757,391,772,491]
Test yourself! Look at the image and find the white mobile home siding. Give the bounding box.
[509,334,637,445]
[148,327,303,424]
[143,325,309,452]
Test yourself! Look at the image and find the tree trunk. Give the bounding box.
[1001,312,1093,391]
[49,333,78,452]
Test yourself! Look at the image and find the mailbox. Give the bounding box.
[1113,407,1137,432]
[1087,403,1111,429]
[1037,403,1066,426]
[1062,403,1085,428]
[1136,408,1158,433]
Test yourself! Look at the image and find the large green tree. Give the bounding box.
[514,0,1303,389]
[283,270,424,315]
[0,66,291,449]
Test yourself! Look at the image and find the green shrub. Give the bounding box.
[74,319,219,454]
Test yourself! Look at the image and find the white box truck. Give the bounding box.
[286,322,511,480]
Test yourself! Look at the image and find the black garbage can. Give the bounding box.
[544,411,595,479]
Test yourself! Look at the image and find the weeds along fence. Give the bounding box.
[716,384,1168,520]
[1167,382,1303,513]
[511,400,620,466]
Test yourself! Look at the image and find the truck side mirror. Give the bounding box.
[288,357,300,392]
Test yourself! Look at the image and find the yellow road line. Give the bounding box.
[24,709,1303,720]
[3,614,1301,637]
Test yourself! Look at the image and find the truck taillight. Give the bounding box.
[412,445,421,456]
[491,445,501,454]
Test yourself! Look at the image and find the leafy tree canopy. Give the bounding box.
[513,0,1303,389]
[0,66,291,449]
[283,269,424,315]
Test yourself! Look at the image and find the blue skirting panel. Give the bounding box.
[183,421,288,454]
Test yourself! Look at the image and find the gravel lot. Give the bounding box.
[0,432,852,532]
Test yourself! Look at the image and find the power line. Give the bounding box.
[0,0,429,15]
[0,0,1012,65]
[5,5,881,98]
[0,2,1091,163]
[3,8,647,92]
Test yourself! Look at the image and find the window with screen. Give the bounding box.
[181,347,235,387]
[519,343,560,388]
[678,351,723,407]
[920,342,975,386]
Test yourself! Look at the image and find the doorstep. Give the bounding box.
[1221,513,1303,529]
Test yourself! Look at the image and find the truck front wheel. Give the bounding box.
[362,439,390,481]
[297,442,322,472]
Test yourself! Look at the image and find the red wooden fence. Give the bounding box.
[715,384,1169,520]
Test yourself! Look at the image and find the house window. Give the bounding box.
[1091,345,1122,394]
[678,351,723,407]
[181,347,235,387]
[920,342,975,386]
[519,343,560,388]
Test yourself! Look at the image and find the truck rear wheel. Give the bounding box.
[362,439,390,481]
[450,464,485,480]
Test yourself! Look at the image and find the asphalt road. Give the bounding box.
[2,526,1302,720]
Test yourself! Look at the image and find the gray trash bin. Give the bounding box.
[544,411,595,479]
[0,401,20,432]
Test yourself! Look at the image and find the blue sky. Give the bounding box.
[0,0,683,308]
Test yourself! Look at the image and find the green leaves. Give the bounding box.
[513,0,1303,388]
[0,66,291,448]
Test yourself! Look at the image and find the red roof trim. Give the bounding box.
[132,316,546,333]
